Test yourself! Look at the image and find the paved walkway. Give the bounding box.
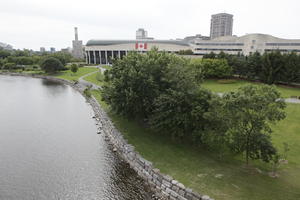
[78,66,108,90]
[78,70,101,90]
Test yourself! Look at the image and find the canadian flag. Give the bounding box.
[135,42,147,50]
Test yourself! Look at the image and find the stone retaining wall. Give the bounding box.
[0,72,214,200]
[88,97,214,200]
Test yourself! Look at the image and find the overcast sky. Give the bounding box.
[1,0,299,50]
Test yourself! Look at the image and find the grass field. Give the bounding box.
[202,79,300,98]
[91,88,300,200]
[54,67,98,81]
[83,71,104,86]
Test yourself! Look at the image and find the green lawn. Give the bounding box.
[83,71,104,86]
[54,67,98,81]
[91,89,300,200]
[100,65,111,70]
[202,79,300,98]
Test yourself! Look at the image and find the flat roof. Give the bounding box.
[86,39,190,46]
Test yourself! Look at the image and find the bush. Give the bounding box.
[40,57,64,73]
[102,49,188,119]
[3,63,16,70]
[83,85,92,98]
[190,58,233,79]
[70,63,79,73]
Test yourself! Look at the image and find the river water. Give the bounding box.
[0,75,152,200]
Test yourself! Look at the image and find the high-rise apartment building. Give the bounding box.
[210,13,233,39]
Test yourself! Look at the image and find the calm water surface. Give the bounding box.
[0,75,152,200]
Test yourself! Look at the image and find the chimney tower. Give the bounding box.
[75,27,78,41]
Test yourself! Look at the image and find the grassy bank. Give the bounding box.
[54,67,98,81]
[91,88,300,200]
[202,79,300,98]
[83,71,104,86]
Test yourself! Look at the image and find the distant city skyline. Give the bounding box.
[0,0,299,50]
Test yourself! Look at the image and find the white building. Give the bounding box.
[193,33,300,55]
[85,39,190,64]
[85,33,300,64]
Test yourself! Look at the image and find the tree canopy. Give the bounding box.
[40,57,64,73]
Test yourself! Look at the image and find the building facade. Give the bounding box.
[85,39,190,64]
[193,34,300,55]
[85,34,300,64]
[40,47,46,52]
[210,13,233,39]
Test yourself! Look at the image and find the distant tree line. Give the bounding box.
[204,51,300,84]
[0,48,76,73]
[102,49,286,165]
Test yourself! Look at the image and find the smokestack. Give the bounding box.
[75,27,78,41]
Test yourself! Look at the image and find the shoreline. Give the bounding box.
[0,72,213,200]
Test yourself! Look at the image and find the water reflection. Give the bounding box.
[0,75,152,200]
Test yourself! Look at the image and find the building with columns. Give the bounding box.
[85,34,300,64]
[85,39,191,65]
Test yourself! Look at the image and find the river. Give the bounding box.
[0,75,152,200]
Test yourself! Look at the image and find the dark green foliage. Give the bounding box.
[3,62,16,70]
[47,52,72,66]
[40,57,64,73]
[245,52,262,79]
[149,60,212,139]
[83,85,92,98]
[190,58,233,79]
[102,49,287,164]
[213,51,300,84]
[260,51,284,84]
[280,52,300,83]
[0,49,11,59]
[70,63,79,73]
[211,85,286,164]
[102,49,188,119]
[203,51,216,59]
[178,49,194,55]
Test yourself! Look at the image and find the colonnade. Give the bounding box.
[86,50,128,65]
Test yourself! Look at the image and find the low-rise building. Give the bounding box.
[85,34,300,64]
[192,33,300,55]
[85,39,190,64]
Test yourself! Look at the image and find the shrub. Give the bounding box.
[40,57,64,73]
[190,58,233,79]
[3,63,16,70]
[83,85,92,98]
[70,63,79,74]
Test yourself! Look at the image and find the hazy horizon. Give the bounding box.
[1,0,300,51]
